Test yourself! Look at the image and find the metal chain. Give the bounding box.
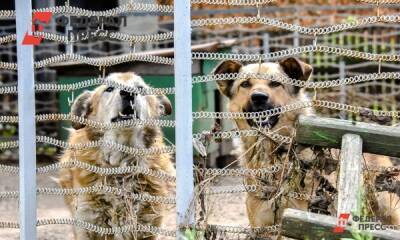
[0,3,173,18]
[199,164,282,177]
[206,185,258,194]
[192,45,400,62]
[3,45,400,70]
[363,165,400,172]
[0,53,174,70]
[0,160,176,181]
[0,185,175,204]
[1,100,397,127]
[3,71,398,95]
[191,15,400,35]
[0,31,174,45]
[205,224,280,234]
[0,136,175,155]
[0,113,175,128]
[193,100,400,119]
[0,77,175,95]
[191,0,276,5]
[0,219,176,237]
[192,72,400,89]
[193,128,292,144]
[358,0,400,3]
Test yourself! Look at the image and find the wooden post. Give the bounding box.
[337,134,363,215]
[296,115,400,157]
[281,208,400,240]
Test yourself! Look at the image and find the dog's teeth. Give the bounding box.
[119,112,127,117]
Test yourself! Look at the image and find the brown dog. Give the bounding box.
[59,72,175,240]
[214,58,400,234]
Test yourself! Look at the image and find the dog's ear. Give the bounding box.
[279,57,312,94]
[70,91,92,130]
[279,57,312,81]
[213,60,243,97]
[157,95,172,116]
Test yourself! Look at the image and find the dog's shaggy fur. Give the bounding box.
[214,58,400,232]
[59,72,175,240]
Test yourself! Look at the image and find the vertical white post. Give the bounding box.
[174,0,194,238]
[338,134,363,215]
[15,0,37,239]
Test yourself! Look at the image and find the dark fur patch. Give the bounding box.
[143,127,159,148]
[213,60,243,97]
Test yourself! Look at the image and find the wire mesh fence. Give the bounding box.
[0,0,399,239]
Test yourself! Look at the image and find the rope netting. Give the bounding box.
[0,0,399,239]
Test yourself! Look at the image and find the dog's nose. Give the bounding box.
[120,90,129,96]
[251,92,269,105]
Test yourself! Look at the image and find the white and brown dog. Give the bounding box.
[59,72,175,240]
[214,58,400,235]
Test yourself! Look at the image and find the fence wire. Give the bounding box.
[1,0,400,239]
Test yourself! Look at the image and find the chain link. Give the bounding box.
[192,72,400,89]
[0,160,176,181]
[192,45,400,62]
[0,3,173,18]
[0,185,175,204]
[358,0,400,3]
[191,0,276,5]
[0,31,174,45]
[0,53,173,70]
[0,219,176,237]
[0,78,175,95]
[205,224,280,234]
[0,113,175,128]
[0,136,175,155]
[191,15,400,35]
[198,164,282,177]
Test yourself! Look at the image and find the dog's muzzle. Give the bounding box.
[111,90,138,122]
[246,92,279,129]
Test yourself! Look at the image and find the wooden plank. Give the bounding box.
[296,115,400,157]
[337,134,363,215]
[281,208,400,240]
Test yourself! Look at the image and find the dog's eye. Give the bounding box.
[105,86,114,92]
[240,80,250,88]
[269,81,281,88]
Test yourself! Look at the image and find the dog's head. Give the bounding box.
[70,72,172,131]
[214,57,312,130]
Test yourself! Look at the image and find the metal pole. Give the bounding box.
[15,0,37,239]
[174,0,194,238]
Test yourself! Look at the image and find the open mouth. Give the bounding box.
[245,105,280,129]
[111,104,137,122]
[250,115,279,128]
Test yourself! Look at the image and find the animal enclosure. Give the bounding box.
[0,0,400,239]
